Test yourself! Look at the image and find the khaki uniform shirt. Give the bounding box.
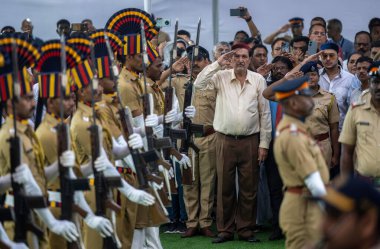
[0,117,47,194]
[36,113,64,190]
[70,102,114,165]
[192,86,216,126]
[118,67,143,113]
[339,92,380,177]
[274,115,329,187]
[306,88,340,136]
[146,78,165,116]
[194,61,272,149]
[171,74,188,112]
[97,94,123,139]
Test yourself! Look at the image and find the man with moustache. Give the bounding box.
[195,43,271,244]
[272,76,329,249]
[340,61,380,183]
[354,31,372,57]
[300,62,340,168]
[181,45,218,238]
[350,57,373,103]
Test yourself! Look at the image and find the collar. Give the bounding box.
[230,70,252,85]
[5,116,29,133]
[102,93,117,104]
[78,101,94,116]
[320,66,343,78]
[122,67,139,81]
[313,86,326,96]
[280,114,308,132]
[45,112,64,125]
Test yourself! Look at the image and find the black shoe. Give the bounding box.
[268,229,284,241]
[212,235,233,244]
[240,236,261,243]
[175,222,187,234]
[163,222,177,234]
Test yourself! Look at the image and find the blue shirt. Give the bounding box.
[318,67,356,131]
[269,100,278,138]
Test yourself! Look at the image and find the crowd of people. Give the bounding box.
[0,5,379,249]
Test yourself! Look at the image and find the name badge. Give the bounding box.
[83,116,89,122]
[358,121,370,126]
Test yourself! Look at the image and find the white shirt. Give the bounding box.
[318,67,356,130]
[194,61,272,149]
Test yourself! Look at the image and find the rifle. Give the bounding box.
[162,20,187,196]
[180,19,204,185]
[140,21,173,212]
[8,39,47,245]
[88,41,122,249]
[103,33,159,190]
[57,33,90,249]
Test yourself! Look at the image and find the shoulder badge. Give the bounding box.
[351,100,366,109]
[289,123,298,135]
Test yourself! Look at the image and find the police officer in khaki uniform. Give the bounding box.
[340,61,380,185]
[273,76,329,249]
[70,68,155,248]
[0,36,79,248]
[181,46,217,238]
[300,61,340,167]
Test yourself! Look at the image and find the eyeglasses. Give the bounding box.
[320,53,337,60]
[311,31,326,36]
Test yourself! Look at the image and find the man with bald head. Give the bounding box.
[21,18,43,47]
[195,43,271,244]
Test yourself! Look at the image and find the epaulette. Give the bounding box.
[361,89,370,97]
[351,99,366,109]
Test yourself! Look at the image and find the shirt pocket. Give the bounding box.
[313,103,329,120]
[247,99,258,114]
[356,121,371,143]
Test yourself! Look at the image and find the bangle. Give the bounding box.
[245,16,252,22]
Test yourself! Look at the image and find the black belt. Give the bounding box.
[218,132,258,140]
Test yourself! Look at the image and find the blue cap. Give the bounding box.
[320,42,339,54]
[300,61,319,74]
[272,76,313,100]
[320,177,380,213]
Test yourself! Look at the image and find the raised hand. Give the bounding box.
[257,63,273,77]
[217,50,235,67]
[278,23,291,33]
[172,56,188,73]
[284,71,304,81]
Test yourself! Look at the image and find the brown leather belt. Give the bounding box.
[203,125,215,137]
[219,132,258,140]
[314,132,329,141]
[286,186,310,195]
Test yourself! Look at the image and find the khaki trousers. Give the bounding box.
[279,192,322,249]
[183,133,216,229]
[215,132,259,239]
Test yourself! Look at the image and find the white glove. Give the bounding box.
[148,181,164,191]
[172,154,192,169]
[12,164,42,195]
[0,224,28,249]
[49,220,79,242]
[164,109,177,123]
[84,214,113,238]
[184,105,196,119]
[152,124,164,138]
[60,150,75,168]
[145,114,159,127]
[158,165,174,180]
[128,133,143,150]
[35,208,79,242]
[118,181,155,206]
[94,152,114,172]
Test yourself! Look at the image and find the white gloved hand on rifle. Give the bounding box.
[12,164,42,195]
[59,150,75,168]
[128,133,144,150]
[171,154,192,169]
[84,214,113,238]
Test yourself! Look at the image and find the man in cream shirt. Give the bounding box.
[194,43,271,244]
